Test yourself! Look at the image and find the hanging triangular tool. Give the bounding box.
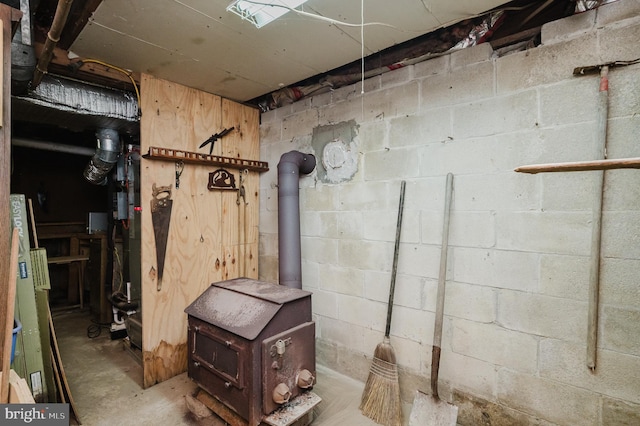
[151,184,173,291]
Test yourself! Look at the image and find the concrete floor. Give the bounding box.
[53,309,384,426]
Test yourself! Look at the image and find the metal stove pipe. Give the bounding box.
[12,137,95,156]
[278,151,316,289]
[84,128,121,185]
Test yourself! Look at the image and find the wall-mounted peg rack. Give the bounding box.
[143,146,269,172]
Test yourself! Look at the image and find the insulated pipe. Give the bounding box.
[84,128,121,185]
[12,137,95,156]
[278,151,316,289]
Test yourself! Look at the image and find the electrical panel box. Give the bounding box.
[87,212,108,234]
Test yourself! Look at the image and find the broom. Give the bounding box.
[360,180,406,426]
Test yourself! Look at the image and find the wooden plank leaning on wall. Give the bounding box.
[0,4,22,370]
[140,75,260,388]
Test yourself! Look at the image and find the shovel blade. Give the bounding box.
[409,390,458,426]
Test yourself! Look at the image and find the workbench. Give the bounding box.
[37,222,110,323]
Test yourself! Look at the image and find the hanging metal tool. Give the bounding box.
[585,64,609,373]
[237,169,249,276]
[175,161,184,189]
[573,59,640,372]
[236,169,247,205]
[409,173,458,426]
[198,127,235,155]
[151,184,173,291]
[515,58,640,372]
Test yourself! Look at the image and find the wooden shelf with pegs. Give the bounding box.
[142,146,269,172]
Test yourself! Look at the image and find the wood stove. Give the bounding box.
[185,278,316,426]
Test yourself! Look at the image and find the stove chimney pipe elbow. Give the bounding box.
[278,151,316,289]
[84,128,121,185]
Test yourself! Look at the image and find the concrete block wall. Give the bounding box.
[259,1,640,424]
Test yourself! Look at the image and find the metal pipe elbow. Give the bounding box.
[84,128,121,185]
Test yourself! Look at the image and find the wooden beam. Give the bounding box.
[514,157,640,174]
[33,42,139,92]
[0,3,20,371]
[196,389,247,426]
[32,0,102,50]
[490,26,541,50]
[47,255,90,264]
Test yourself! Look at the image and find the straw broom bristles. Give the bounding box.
[361,181,405,426]
[360,337,402,426]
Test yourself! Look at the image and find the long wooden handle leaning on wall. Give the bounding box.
[514,157,640,174]
[431,173,454,399]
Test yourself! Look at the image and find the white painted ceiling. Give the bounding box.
[68,0,511,103]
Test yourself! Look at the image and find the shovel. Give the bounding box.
[409,173,458,426]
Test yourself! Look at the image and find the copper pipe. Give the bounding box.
[31,0,74,89]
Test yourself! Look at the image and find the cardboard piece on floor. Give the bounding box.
[30,249,51,291]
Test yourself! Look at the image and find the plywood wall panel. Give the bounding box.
[222,98,260,279]
[140,75,261,387]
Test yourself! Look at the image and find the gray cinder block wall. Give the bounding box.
[259,1,640,424]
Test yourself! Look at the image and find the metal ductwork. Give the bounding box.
[278,151,316,289]
[12,137,95,156]
[11,26,37,96]
[84,128,121,185]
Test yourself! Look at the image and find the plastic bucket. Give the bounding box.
[11,318,22,364]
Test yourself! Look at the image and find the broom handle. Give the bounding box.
[431,173,454,398]
[385,180,406,338]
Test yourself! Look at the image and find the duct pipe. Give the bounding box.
[278,151,316,289]
[32,0,75,89]
[12,137,95,156]
[84,128,121,185]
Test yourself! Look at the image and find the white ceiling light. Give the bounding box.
[226,0,309,28]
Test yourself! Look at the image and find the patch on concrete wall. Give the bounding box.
[311,121,359,184]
